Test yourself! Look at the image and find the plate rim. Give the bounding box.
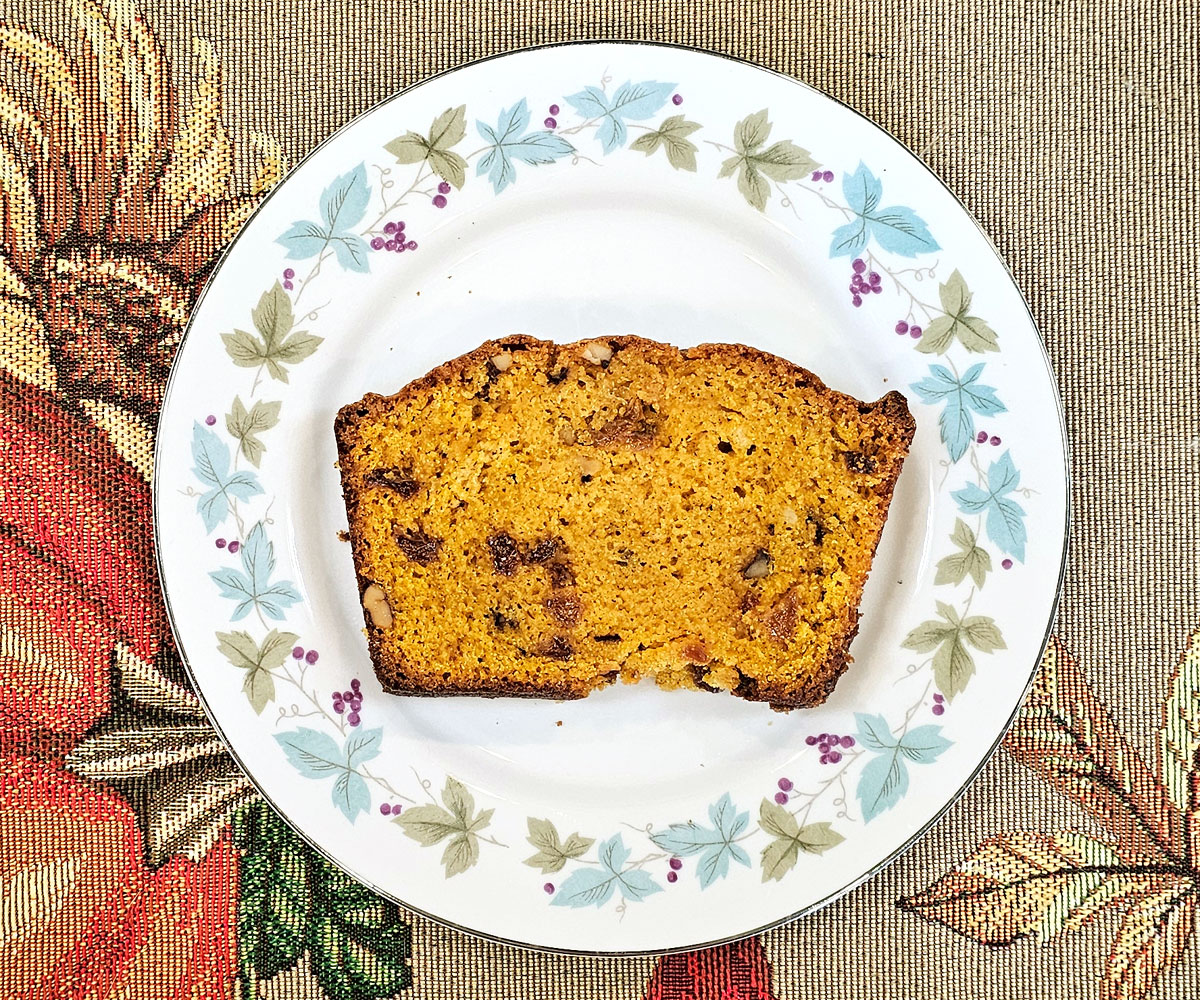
[152,37,1072,956]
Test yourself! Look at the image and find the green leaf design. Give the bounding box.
[523,817,594,874]
[629,115,701,171]
[307,850,413,999]
[216,628,296,714]
[758,799,844,882]
[384,104,468,189]
[917,270,999,355]
[220,329,265,366]
[394,777,494,877]
[232,802,310,982]
[233,802,411,998]
[225,396,281,468]
[1160,630,1200,815]
[935,518,993,588]
[220,283,324,383]
[902,601,1007,699]
[719,109,819,211]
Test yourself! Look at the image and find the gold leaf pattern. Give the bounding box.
[65,725,228,779]
[0,144,39,272]
[106,0,174,241]
[112,641,204,716]
[0,297,54,391]
[1158,629,1200,853]
[249,129,288,193]
[0,24,83,244]
[1103,887,1196,1000]
[146,763,258,865]
[71,0,126,236]
[1003,635,1182,863]
[154,37,232,229]
[905,630,1200,1000]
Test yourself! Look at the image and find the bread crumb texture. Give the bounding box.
[334,335,914,710]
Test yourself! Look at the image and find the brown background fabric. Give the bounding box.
[4,0,1196,996]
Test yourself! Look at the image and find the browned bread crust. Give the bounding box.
[335,335,915,710]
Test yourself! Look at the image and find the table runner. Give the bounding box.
[0,1,1194,997]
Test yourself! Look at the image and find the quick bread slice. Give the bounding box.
[334,335,914,710]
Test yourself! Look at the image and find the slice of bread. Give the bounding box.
[335,335,914,710]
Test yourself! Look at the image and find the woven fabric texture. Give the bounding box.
[0,1,1195,998]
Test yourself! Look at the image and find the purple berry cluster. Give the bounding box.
[371,220,418,254]
[974,430,1003,447]
[282,267,295,291]
[773,776,794,805]
[849,258,882,307]
[932,692,946,716]
[544,103,560,129]
[291,645,320,665]
[332,677,363,726]
[667,857,682,883]
[805,732,855,765]
[894,319,923,340]
[214,537,240,554]
[432,181,451,209]
[811,169,835,183]
[379,802,403,816]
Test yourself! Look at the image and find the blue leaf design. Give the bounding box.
[615,868,664,901]
[191,423,263,532]
[854,713,895,751]
[910,363,1007,462]
[209,567,256,621]
[209,522,302,620]
[330,234,370,273]
[275,728,343,777]
[648,794,748,889]
[276,728,377,822]
[952,451,1028,560]
[503,131,575,166]
[830,219,869,257]
[597,833,631,874]
[856,719,953,821]
[332,770,371,821]
[868,207,939,257]
[608,80,677,121]
[563,86,609,119]
[345,727,383,765]
[565,80,675,154]
[988,451,1021,494]
[550,833,663,905]
[475,99,573,193]
[697,843,732,887]
[708,792,750,840]
[842,162,883,216]
[857,751,910,822]
[275,220,328,261]
[551,867,617,908]
[275,163,370,271]
[320,163,370,234]
[897,725,953,763]
[830,162,939,258]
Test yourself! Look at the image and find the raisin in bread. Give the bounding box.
[334,335,914,709]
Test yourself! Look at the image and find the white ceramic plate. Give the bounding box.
[155,42,1068,954]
